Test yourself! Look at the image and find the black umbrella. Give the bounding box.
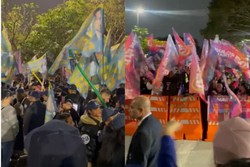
[25,120,87,167]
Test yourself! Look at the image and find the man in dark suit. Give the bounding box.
[126,96,162,167]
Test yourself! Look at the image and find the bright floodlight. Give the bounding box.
[137,8,144,14]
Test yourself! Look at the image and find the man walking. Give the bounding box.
[126,96,162,167]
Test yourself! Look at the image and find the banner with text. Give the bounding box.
[208,95,250,123]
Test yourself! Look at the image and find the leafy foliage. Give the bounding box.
[2,2,38,55]
[2,0,125,63]
[201,0,250,44]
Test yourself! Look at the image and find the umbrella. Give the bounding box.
[213,117,250,165]
[25,120,87,167]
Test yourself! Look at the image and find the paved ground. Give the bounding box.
[125,136,215,167]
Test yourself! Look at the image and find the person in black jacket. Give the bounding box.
[23,91,46,136]
[162,71,180,96]
[78,100,103,167]
[59,99,80,128]
[96,113,125,167]
[65,84,84,114]
[126,96,162,167]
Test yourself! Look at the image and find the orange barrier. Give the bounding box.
[149,95,168,125]
[206,122,219,142]
[169,95,202,140]
[125,95,168,136]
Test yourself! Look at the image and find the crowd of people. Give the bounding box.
[1,73,125,167]
[2,72,250,167]
[140,66,250,97]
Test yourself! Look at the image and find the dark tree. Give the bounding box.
[201,0,250,44]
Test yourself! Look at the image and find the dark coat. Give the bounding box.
[25,120,87,167]
[78,115,103,164]
[126,115,162,167]
[23,101,46,136]
[96,128,125,167]
[162,74,180,96]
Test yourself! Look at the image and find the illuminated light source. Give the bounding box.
[136,7,144,26]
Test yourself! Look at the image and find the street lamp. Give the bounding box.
[136,7,144,26]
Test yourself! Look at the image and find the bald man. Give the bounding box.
[126,96,162,167]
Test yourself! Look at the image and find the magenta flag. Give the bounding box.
[202,40,219,91]
[172,28,191,66]
[153,35,178,89]
[200,39,209,72]
[189,45,206,102]
[222,74,242,118]
[125,33,153,99]
[183,32,196,46]
[214,39,250,80]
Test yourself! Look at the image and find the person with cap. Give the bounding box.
[25,119,88,167]
[1,89,19,167]
[58,99,80,127]
[23,91,46,136]
[78,100,103,167]
[80,89,111,117]
[96,113,125,167]
[99,108,118,141]
[213,117,250,167]
[65,84,84,113]
[126,95,162,167]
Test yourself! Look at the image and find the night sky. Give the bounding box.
[125,0,212,46]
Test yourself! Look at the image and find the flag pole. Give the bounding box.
[32,71,44,90]
[69,50,107,108]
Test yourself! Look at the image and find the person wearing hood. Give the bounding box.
[78,100,103,167]
[96,113,125,167]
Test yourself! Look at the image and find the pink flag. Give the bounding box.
[183,32,196,66]
[200,39,209,72]
[183,32,195,46]
[125,33,153,99]
[202,40,219,91]
[172,28,191,65]
[189,45,206,102]
[222,74,242,118]
[14,49,22,74]
[125,33,140,99]
[153,35,178,89]
[213,39,250,80]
